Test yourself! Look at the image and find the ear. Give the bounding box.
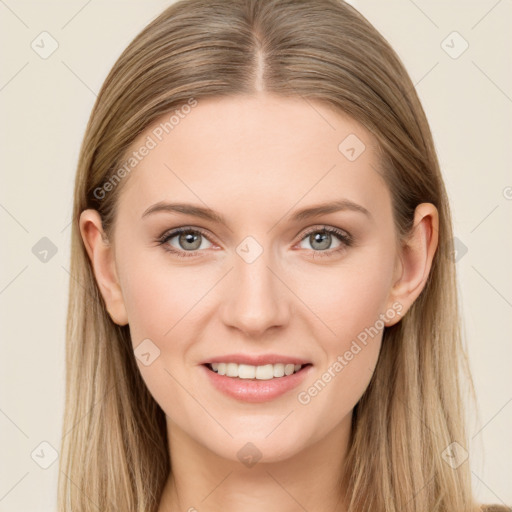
[79,209,128,326]
[385,203,439,327]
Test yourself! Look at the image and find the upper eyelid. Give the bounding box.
[161,226,216,244]
[159,224,351,247]
[301,225,351,237]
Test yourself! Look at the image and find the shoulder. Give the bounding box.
[480,505,512,512]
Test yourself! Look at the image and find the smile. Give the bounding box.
[202,362,313,403]
[207,362,307,380]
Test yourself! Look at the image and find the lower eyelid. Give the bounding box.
[159,226,352,256]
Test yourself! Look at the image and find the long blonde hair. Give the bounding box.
[58,0,503,510]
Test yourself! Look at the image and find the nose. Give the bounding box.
[219,245,290,338]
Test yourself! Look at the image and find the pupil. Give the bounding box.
[181,232,200,250]
[312,232,330,250]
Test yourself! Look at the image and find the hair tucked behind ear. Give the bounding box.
[58,1,505,511]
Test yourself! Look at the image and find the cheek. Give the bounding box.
[118,253,208,426]
[293,247,393,412]
[299,245,394,344]
[118,249,213,398]
[119,249,201,344]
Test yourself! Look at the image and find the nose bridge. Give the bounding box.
[220,235,289,335]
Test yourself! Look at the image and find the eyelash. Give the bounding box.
[156,225,353,259]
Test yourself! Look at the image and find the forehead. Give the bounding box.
[116,93,391,224]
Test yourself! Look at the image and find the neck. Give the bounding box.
[157,413,352,512]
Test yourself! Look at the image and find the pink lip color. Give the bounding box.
[200,353,312,366]
[201,363,313,403]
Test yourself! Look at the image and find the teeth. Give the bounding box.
[226,362,238,377]
[239,364,256,379]
[273,364,285,378]
[208,362,305,379]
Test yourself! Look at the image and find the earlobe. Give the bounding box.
[79,209,129,326]
[385,203,439,326]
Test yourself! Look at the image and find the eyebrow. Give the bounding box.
[141,199,372,226]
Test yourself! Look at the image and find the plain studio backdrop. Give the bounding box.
[0,0,511,510]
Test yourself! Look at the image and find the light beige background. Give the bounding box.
[0,0,511,510]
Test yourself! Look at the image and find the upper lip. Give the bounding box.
[201,353,312,366]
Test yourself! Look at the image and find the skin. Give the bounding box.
[80,93,438,511]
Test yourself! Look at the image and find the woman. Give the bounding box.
[57,0,510,510]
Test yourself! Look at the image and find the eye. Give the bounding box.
[297,226,353,258]
[157,225,353,259]
[157,227,214,258]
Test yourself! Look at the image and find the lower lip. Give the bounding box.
[201,364,313,403]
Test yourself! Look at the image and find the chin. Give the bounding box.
[207,435,307,466]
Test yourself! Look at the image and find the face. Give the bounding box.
[100,93,405,463]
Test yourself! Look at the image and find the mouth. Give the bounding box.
[201,361,313,403]
[204,362,312,380]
